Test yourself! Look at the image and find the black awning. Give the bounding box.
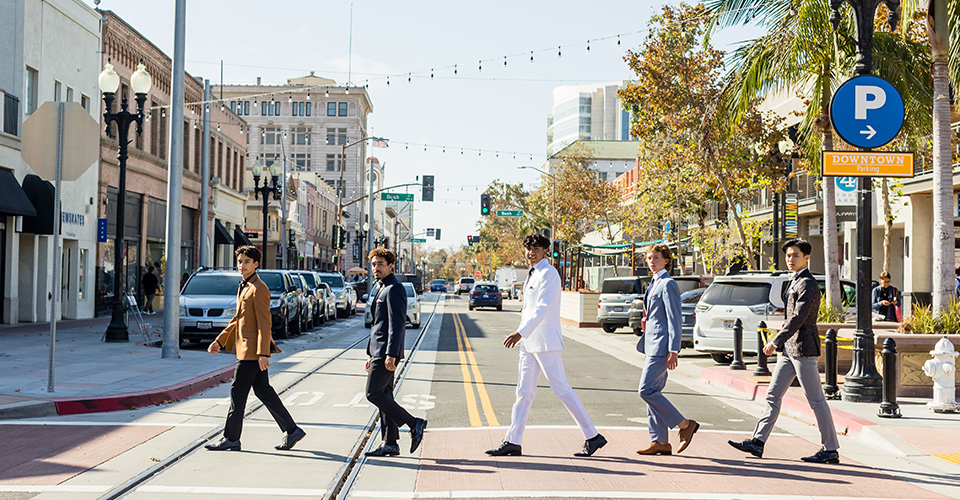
[0,169,37,218]
[234,226,254,248]
[21,174,54,235]
[215,219,234,245]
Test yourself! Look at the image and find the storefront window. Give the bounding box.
[78,248,87,300]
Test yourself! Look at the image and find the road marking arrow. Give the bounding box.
[860,125,877,140]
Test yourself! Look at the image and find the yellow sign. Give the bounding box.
[821,151,914,177]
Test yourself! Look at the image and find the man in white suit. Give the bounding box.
[636,243,698,456]
[486,234,607,458]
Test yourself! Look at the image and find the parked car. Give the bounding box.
[293,270,330,325]
[317,282,337,323]
[597,277,643,333]
[178,269,244,346]
[351,278,369,300]
[257,270,302,337]
[430,279,447,292]
[290,272,317,330]
[398,274,423,295]
[628,275,714,335]
[469,282,503,311]
[693,272,856,364]
[363,281,420,328]
[317,272,357,317]
[455,277,475,295]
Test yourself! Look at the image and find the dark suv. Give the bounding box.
[257,270,302,338]
[398,274,423,295]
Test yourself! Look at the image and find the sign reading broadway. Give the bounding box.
[821,151,914,178]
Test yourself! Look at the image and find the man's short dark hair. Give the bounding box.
[235,245,262,263]
[147,266,154,272]
[522,234,550,249]
[781,238,812,256]
[368,247,396,265]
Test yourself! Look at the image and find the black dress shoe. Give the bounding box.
[728,438,764,458]
[486,441,522,456]
[275,427,306,450]
[365,444,400,457]
[574,433,607,457]
[205,438,241,451]
[801,448,840,464]
[410,418,428,454]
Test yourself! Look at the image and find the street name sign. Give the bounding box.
[497,210,523,217]
[410,238,426,243]
[381,192,414,201]
[830,75,904,149]
[822,151,914,177]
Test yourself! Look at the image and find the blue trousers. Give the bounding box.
[639,355,684,443]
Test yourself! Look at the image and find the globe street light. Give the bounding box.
[101,59,151,343]
[252,161,283,267]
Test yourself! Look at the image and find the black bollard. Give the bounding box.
[730,318,746,370]
[878,337,901,418]
[754,321,771,376]
[824,329,841,400]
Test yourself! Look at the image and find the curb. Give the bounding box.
[701,366,875,437]
[0,365,236,419]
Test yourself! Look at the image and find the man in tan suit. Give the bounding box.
[205,245,305,451]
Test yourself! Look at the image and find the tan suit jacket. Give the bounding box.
[215,273,280,360]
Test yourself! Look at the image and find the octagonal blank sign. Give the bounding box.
[21,101,100,182]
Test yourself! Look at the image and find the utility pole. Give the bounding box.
[199,80,210,268]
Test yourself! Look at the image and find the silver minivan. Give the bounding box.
[597,276,642,333]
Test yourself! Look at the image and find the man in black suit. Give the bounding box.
[364,247,427,457]
[729,239,840,464]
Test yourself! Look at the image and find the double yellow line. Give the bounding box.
[453,312,499,427]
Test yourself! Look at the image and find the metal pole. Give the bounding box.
[551,172,556,242]
[104,94,130,342]
[161,0,186,359]
[878,337,901,418]
[366,161,377,296]
[262,182,269,269]
[824,328,841,399]
[754,321,771,376]
[772,191,779,270]
[47,102,65,391]
[280,129,287,269]
[730,318,746,370]
[336,141,346,271]
[199,80,210,268]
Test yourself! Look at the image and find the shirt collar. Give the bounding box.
[792,268,809,280]
[653,269,669,280]
[532,258,549,271]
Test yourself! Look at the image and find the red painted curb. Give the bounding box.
[701,366,875,436]
[49,365,235,416]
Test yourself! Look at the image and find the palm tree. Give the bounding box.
[706,0,931,311]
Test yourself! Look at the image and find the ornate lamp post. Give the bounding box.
[100,59,152,343]
[830,0,899,402]
[252,161,283,268]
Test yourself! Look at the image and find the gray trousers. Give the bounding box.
[639,355,685,443]
[754,354,840,451]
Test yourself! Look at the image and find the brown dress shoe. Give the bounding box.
[637,441,672,455]
[676,420,699,454]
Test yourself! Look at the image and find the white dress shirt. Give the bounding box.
[516,258,565,353]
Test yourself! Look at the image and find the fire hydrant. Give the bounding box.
[922,337,959,413]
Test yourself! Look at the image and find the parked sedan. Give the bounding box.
[363,281,420,328]
[317,282,337,323]
[469,282,502,311]
[292,270,326,326]
[430,279,447,292]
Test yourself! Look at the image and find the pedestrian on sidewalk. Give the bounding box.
[205,245,306,452]
[636,243,698,456]
[729,238,840,464]
[487,233,607,458]
[872,271,901,322]
[363,247,428,457]
[140,266,159,314]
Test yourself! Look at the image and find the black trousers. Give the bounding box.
[365,358,417,445]
[224,360,297,441]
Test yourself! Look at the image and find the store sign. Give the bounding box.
[97,218,108,242]
[822,151,913,177]
[837,206,857,222]
[783,192,799,237]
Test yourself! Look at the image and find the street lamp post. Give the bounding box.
[830,0,898,403]
[518,164,557,247]
[100,59,151,343]
[252,161,283,267]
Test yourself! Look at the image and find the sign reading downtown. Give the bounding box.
[822,151,914,177]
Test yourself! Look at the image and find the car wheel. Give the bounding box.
[710,352,733,364]
[365,322,372,328]
[276,312,289,340]
[318,309,326,325]
[412,321,420,328]
[468,305,474,310]
[633,328,644,337]
[602,324,618,333]
[496,305,502,311]
[289,311,301,336]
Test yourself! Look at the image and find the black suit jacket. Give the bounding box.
[366,274,408,360]
[771,268,821,358]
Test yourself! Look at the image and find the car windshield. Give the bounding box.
[475,284,498,292]
[258,272,286,292]
[701,282,772,306]
[299,273,317,287]
[460,278,474,284]
[432,279,445,284]
[681,289,705,304]
[182,274,241,296]
[403,283,415,296]
[319,275,344,288]
[602,279,640,294]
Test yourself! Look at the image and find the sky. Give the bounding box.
[85,0,760,253]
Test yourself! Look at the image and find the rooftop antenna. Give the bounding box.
[347,3,353,85]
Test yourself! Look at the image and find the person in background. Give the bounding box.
[872,271,901,322]
[140,266,159,315]
[180,272,190,292]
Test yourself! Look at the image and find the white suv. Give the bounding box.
[455,278,475,295]
[693,272,856,364]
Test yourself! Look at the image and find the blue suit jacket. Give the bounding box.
[366,274,408,360]
[637,273,683,356]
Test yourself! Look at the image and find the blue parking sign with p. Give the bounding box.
[830,75,904,149]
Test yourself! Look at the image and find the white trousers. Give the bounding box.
[504,349,598,445]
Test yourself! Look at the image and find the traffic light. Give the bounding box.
[435,228,441,240]
[552,240,560,259]
[333,225,347,249]
[467,235,473,246]
[288,229,295,246]
[422,175,434,202]
[480,194,491,216]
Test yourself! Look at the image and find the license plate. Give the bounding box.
[723,319,735,329]
[613,306,623,312]
[197,321,213,330]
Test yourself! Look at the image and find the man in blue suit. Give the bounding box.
[637,243,698,456]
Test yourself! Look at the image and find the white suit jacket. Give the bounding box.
[516,258,565,353]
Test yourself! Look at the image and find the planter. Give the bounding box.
[813,322,901,374]
[560,291,600,328]
[875,333,960,398]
